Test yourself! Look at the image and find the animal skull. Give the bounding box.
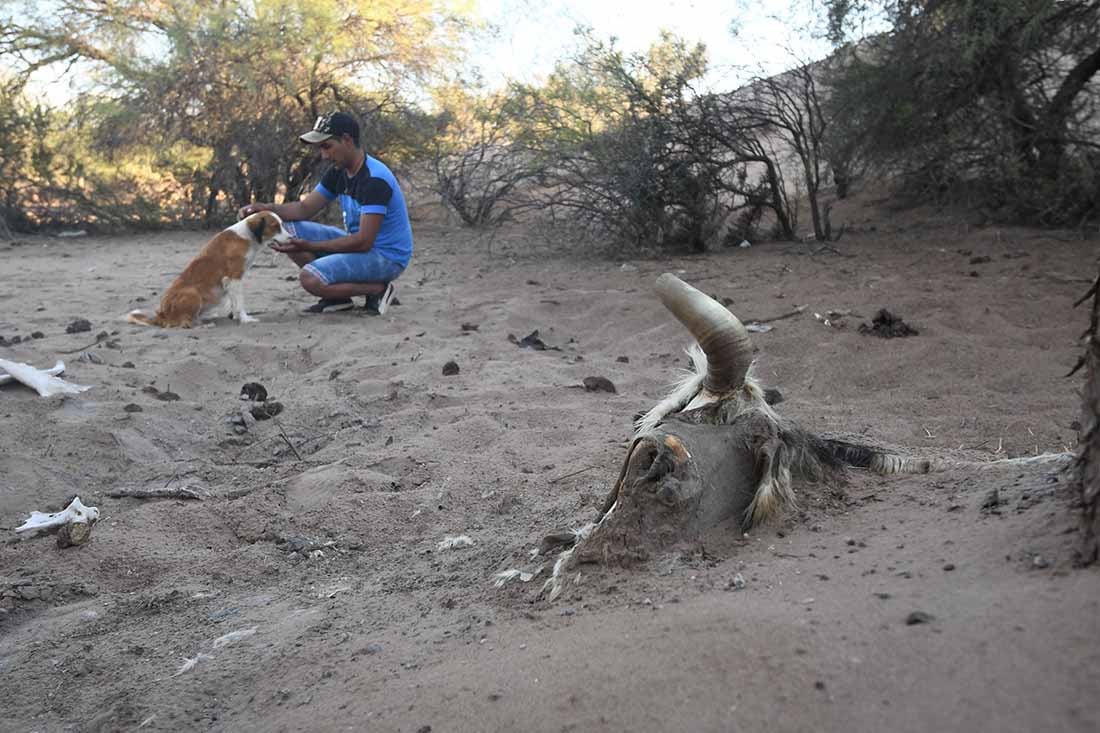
[15,496,100,547]
[501,273,1071,601]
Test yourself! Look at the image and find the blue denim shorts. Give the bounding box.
[287,221,406,286]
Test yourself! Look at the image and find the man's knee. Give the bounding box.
[299,270,325,295]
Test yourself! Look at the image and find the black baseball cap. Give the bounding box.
[299,112,359,144]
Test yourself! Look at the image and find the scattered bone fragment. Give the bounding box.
[0,358,90,396]
[172,653,213,677]
[493,567,542,587]
[437,535,474,550]
[0,359,64,386]
[212,627,258,649]
[15,496,99,547]
[57,521,94,548]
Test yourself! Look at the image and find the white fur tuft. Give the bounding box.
[539,522,598,601]
[869,450,1071,475]
[493,565,543,588]
[634,344,709,437]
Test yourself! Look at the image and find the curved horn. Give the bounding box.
[655,273,754,394]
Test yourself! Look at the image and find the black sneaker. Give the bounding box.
[302,297,354,314]
[364,282,396,316]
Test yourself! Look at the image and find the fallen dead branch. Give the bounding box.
[107,486,207,501]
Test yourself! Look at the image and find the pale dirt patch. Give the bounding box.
[0,207,1097,732]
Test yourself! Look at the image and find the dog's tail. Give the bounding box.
[126,310,157,326]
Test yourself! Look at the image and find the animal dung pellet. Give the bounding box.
[582,376,616,393]
[66,318,93,334]
[240,382,268,402]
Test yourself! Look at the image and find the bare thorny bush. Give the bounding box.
[437,1,1100,246]
[429,93,545,228]
[823,0,1100,230]
[430,33,849,252]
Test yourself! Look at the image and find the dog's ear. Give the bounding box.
[248,214,267,243]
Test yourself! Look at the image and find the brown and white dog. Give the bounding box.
[127,211,291,328]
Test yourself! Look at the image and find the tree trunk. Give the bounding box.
[204,184,219,227]
[799,148,826,241]
[1037,44,1100,181]
[762,161,794,240]
[1075,267,1100,564]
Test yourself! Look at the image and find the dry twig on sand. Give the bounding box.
[273,417,304,461]
[747,305,807,325]
[58,335,109,354]
[549,465,599,484]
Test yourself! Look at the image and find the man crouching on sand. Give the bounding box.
[240,112,412,315]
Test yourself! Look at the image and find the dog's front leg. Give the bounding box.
[225,279,258,323]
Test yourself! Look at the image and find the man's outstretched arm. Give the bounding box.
[271,214,383,255]
[239,190,328,222]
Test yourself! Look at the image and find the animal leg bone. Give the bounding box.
[15,496,100,545]
[0,358,90,396]
[0,359,64,386]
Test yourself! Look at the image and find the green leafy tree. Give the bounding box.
[0,77,40,231]
[0,0,474,225]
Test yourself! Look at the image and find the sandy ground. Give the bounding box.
[1,205,1098,732]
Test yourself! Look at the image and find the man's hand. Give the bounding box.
[269,237,308,253]
[239,203,267,219]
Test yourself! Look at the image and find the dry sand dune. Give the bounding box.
[1,208,1098,732]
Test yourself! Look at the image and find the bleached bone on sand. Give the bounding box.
[0,358,90,396]
[492,565,544,588]
[15,496,100,539]
[212,627,258,649]
[437,535,474,550]
[165,627,258,680]
[172,653,213,677]
[0,359,65,386]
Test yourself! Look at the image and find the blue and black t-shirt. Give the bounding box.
[316,155,413,267]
